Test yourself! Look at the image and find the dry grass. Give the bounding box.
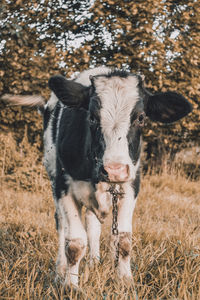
[0,134,200,299]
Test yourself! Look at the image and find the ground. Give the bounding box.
[0,166,199,299]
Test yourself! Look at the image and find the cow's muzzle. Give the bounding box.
[104,163,129,183]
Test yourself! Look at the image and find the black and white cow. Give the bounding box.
[4,66,192,287]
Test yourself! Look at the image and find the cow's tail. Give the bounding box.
[1,94,46,107]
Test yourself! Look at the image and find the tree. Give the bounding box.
[0,0,199,162]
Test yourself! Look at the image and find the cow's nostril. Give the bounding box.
[98,166,109,181]
[101,167,108,176]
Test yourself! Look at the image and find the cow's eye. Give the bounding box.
[137,113,146,126]
[90,115,98,126]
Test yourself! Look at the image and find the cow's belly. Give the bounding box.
[70,180,94,207]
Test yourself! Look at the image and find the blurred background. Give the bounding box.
[0,0,199,187]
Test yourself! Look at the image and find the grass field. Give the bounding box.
[0,139,200,299]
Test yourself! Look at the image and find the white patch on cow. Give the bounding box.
[70,180,111,223]
[117,182,137,233]
[68,181,111,267]
[43,116,57,179]
[57,194,87,287]
[70,180,94,207]
[56,204,67,280]
[95,75,139,181]
[85,209,101,265]
[75,66,111,86]
[111,182,137,279]
[43,93,58,179]
[56,103,64,137]
[43,102,64,182]
[61,194,87,241]
[46,92,59,111]
[133,158,140,184]
[95,182,112,215]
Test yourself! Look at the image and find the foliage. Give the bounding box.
[0,0,199,161]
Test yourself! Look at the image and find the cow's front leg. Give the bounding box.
[58,194,87,287]
[85,209,101,266]
[111,183,137,282]
[55,205,67,281]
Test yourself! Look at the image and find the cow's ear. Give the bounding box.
[145,91,192,123]
[48,75,90,108]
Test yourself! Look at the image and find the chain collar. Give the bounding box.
[108,184,124,267]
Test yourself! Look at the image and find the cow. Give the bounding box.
[3,66,192,288]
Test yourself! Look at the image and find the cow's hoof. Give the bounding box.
[89,256,100,268]
[118,275,135,290]
[64,283,78,292]
[63,283,86,298]
[54,273,65,285]
[123,275,134,287]
[55,264,66,284]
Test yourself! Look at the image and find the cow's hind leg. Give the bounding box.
[57,194,87,287]
[85,209,101,266]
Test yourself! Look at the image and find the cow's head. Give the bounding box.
[49,71,192,183]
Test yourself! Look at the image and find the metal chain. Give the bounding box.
[108,184,124,268]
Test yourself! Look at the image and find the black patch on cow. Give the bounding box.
[43,107,51,131]
[127,126,141,165]
[91,70,131,82]
[38,106,44,115]
[90,124,106,183]
[88,94,106,183]
[137,77,150,105]
[54,211,59,231]
[89,92,101,121]
[57,107,94,181]
[54,160,70,199]
[105,70,130,78]
[132,168,140,198]
[128,101,144,164]
[52,102,61,144]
